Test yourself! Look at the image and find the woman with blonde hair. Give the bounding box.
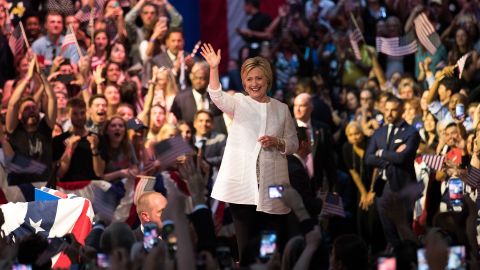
[201,43,298,264]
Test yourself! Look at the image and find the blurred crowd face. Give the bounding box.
[421,91,429,112]
[117,105,134,121]
[360,90,374,110]
[399,85,414,100]
[191,68,209,91]
[244,67,268,102]
[26,16,41,37]
[110,43,126,64]
[106,63,121,83]
[346,92,358,111]
[106,117,126,144]
[293,94,312,122]
[150,106,166,130]
[59,64,74,75]
[445,125,460,147]
[46,14,63,37]
[346,124,363,146]
[19,101,40,126]
[437,84,450,104]
[455,28,468,47]
[448,94,463,116]
[165,32,185,55]
[104,85,121,107]
[424,113,436,133]
[141,4,157,27]
[65,15,80,32]
[384,100,403,125]
[94,32,109,52]
[194,112,213,137]
[178,123,192,142]
[90,97,107,124]
[55,91,68,110]
[69,105,87,128]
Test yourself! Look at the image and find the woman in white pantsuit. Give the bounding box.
[200,44,298,264]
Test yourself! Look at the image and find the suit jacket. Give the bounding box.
[133,226,143,242]
[310,120,338,192]
[287,155,322,217]
[213,114,229,135]
[365,120,420,193]
[170,88,221,125]
[194,131,227,167]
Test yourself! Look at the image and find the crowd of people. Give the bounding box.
[0,0,480,269]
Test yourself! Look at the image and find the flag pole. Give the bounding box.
[89,7,95,46]
[69,24,84,58]
[349,12,365,42]
[19,21,31,50]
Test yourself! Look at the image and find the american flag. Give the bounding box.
[154,135,195,168]
[348,29,363,60]
[8,24,25,56]
[6,153,47,175]
[75,0,107,22]
[319,192,345,217]
[376,31,418,56]
[456,52,471,79]
[0,195,94,268]
[422,154,445,171]
[414,13,442,55]
[61,27,76,54]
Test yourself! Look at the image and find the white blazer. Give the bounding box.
[208,86,298,214]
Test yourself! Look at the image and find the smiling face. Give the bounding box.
[243,67,268,102]
[107,117,126,143]
[106,63,121,83]
[19,100,40,126]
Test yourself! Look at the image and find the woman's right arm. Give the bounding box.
[200,43,236,115]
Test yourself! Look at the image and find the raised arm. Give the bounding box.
[6,57,35,133]
[40,72,57,129]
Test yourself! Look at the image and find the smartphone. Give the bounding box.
[417,246,466,270]
[159,16,168,25]
[216,246,233,269]
[268,185,284,198]
[162,221,177,258]
[448,178,463,207]
[143,222,159,252]
[377,256,396,270]
[456,104,465,119]
[56,74,74,85]
[12,265,32,270]
[97,253,110,268]
[259,230,277,262]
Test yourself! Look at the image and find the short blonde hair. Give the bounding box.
[240,57,273,90]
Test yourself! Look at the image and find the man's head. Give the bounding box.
[59,59,73,75]
[18,97,40,128]
[244,0,260,15]
[444,122,460,147]
[448,93,466,117]
[438,77,460,104]
[45,11,64,37]
[330,234,368,270]
[56,91,68,111]
[360,88,375,110]
[384,96,404,125]
[193,110,213,137]
[140,2,158,27]
[190,61,209,92]
[293,93,313,123]
[67,98,87,129]
[136,192,168,228]
[165,28,184,55]
[88,95,108,125]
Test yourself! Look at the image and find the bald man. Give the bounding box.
[134,191,168,241]
[293,93,338,192]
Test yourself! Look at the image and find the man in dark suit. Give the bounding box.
[293,93,338,192]
[193,110,226,168]
[133,191,168,241]
[287,127,322,218]
[365,95,420,246]
[171,62,220,125]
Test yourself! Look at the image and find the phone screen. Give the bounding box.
[97,253,110,268]
[12,265,32,270]
[259,231,277,261]
[143,222,159,252]
[449,178,463,207]
[268,185,283,198]
[377,256,396,270]
[216,246,233,269]
[162,222,177,258]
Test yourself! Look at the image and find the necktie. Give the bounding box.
[386,124,394,150]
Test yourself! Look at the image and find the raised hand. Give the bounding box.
[200,43,221,69]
